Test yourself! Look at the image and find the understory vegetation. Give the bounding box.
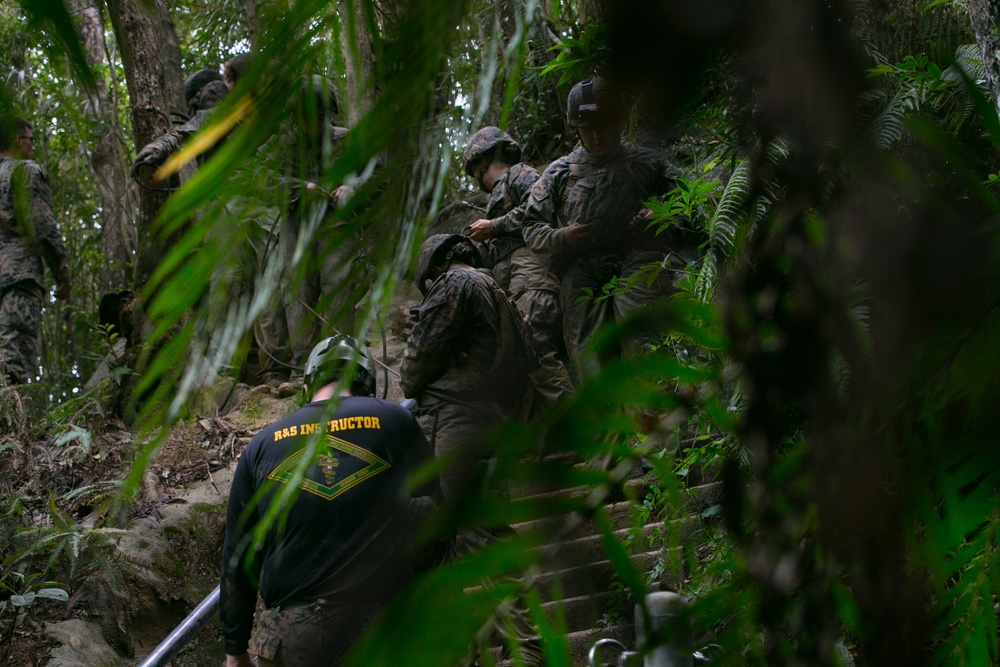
[2,0,1000,665]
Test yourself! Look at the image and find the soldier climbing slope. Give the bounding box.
[220,335,436,667]
[521,77,703,377]
[128,55,300,394]
[131,54,253,186]
[262,75,367,383]
[0,116,71,386]
[400,233,543,666]
[462,126,573,411]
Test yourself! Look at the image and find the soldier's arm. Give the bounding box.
[487,164,540,236]
[399,282,463,397]
[131,112,207,183]
[521,164,570,262]
[18,163,71,288]
[219,452,260,658]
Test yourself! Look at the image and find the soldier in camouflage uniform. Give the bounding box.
[401,234,519,501]
[183,67,227,118]
[131,54,252,186]
[400,234,543,666]
[129,56,298,391]
[522,77,697,376]
[462,127,573,410]
[0,117,72,385]
[261,76,367,378]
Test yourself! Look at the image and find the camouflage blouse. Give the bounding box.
[521,143,674,268]
[400,266,501,404]
[0,157,71,292]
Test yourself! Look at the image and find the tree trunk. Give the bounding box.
[967,0,1000,118]
[105,0,175,293]
[246,0,259,46]
[70,0,136,292]
[153,0,187,119]
[106,0,181,422]
[338,0,377,123]
[487,0,567,162]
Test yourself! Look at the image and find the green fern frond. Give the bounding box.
[694,159,749,302]
[928,510,1000,666]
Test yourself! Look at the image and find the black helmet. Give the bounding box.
[462,126,522,177]
[188,80,228,115]
[297,74,339,118]
[414,234,483,296]
[184,68,225,107]
[566,77,624,129]
[303,335,376,397]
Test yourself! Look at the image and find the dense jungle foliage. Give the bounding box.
[2,0,1000,665]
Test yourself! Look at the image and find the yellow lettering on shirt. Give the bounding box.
[276,417,385,437]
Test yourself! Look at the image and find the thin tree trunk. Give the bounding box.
[246,0,258,46]
[338,0,377,123]
[105,0,175,293]
[153,0,187,119]
[968,0,1000,118]
[70,0,135,292]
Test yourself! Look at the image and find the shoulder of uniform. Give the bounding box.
[177,111,208,132]
[470,267,501,291]
[372,398,412,416]
[510,162,541,182]
[541,154,573,177]
[6,159,45,180]
[623,142,663,163]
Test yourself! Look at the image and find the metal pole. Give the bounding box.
[588,638,638,667]
[136,585,220,667]
[635,591,693,667]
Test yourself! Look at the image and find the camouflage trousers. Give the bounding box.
[560,251,674,381]
[515,289,573,413]
[414,402,540,661]
[249,598,382,667]
[496,247,573,412]
[276,220,370,369]
[0,282,43,385]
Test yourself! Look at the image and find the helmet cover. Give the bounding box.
[462,126,521,176]
[414,234,483,295]
[566,77,624,128]
[303,334,376,396]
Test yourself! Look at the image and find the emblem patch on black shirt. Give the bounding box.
[267,435,391,500]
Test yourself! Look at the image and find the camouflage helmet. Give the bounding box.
[566,77,624,129]
[303,334,376,397]
[224,53,254,88]
[462,126,522,177]
[414,234,483,295]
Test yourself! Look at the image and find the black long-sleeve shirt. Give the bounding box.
[219,396,434,656]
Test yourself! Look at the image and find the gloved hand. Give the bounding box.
[131,147,163,186]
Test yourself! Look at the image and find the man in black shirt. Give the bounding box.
[220,335,435,667]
